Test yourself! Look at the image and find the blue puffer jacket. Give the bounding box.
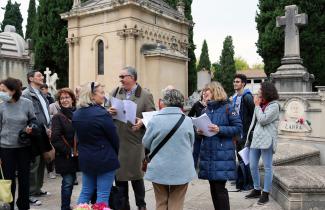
[199,100,242,181]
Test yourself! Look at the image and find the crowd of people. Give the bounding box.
[0,66,280,210]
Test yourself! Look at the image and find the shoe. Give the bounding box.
[34,190,51,197]
[29,197,42,206]
[245,189,261,199]
[257,191,269,205]
[48,172,56,179]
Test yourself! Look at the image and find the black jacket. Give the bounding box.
[51,108,78,174]
[188,101,206,117]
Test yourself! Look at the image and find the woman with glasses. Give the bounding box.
[72,82,120,207]
[245,82,280,205]
[197,81,242,210]
[51,88,78,210]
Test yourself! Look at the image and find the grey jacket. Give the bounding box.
[245,101,280,153]
[22,85,51,127]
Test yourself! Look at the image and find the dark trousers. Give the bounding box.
[29,155,46,195]
[46,161,55,173]
[0,147,31,210]
[116,179,146,208]
[209,180,230,210]
[61,173,76,210]
[193,137,202,168]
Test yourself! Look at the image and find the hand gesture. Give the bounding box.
[254,95,261,106]
[108,107,117,116]
[132,118,143,131]
[208,124,220,134]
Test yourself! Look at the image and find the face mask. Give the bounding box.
[0,92,12,102]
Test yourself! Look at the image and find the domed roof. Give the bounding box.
[0,25,29,58]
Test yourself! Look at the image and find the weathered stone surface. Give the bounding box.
[259,143,320,169]
[272,166,325,210]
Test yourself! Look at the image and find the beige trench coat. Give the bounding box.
[110,85,155,181]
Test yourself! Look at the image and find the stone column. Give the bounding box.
[73,37,80,87]
[66,38,75,88]
[126,34,136,67]
[66,35,79,89]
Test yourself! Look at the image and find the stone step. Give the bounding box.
[259,143,320,169]
[271,166,325,210]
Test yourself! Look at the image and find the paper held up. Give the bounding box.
[110,97,137,124]
[142,111,159,127]
[238,147,250,165]
[192,113,216,137]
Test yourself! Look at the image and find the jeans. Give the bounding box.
[192,137,202,168]
[61,173,76,210]
[0,147,31,210]
[116,179,146,208]
[78,170,115,206]
[29,155,46,195]
[249,146,273,192]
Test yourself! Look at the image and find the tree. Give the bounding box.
[25,0,36,40]
[252,63,264,70]
[34,0,73,87]
[214,36,236,95]
[1,0,24,36]
[235,57,249,71]
[197,40,211,71]
[256,0,325,86]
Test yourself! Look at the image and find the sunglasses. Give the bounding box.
[119,74,131,79]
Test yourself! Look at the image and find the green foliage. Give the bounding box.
[214,36,236,95]
[25,0,36,40]
[256,0,325,86]
[1,0,24,36]
[197,40,211,71]
[34,0,73,87]
[235,57,249,71]
[252,63,265,70]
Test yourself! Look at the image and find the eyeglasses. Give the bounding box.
[233,80,241,84]
[60,96,71,101]
[119,74,131,79]
[91,81,96,94]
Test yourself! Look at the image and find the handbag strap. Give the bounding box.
[0,164,4,180]
[148,114,185,161]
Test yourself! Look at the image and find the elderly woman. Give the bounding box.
[72,82,120,206]
[198,81,242,210]
[245,82,280,205]
[51,88,78,210]
[143,89,196,210]
[0,78,36,210]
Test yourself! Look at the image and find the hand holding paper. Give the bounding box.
[110,97,137,124]
[192,113,216,137]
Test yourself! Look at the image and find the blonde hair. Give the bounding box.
[77,82,103,108]
[204,81,228,101]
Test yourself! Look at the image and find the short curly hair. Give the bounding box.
[260,82,279,102]
[56,88,77,107]
[161,89,184,108]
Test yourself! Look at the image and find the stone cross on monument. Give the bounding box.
[271,5,314,92]
[44,67,52,86]
[276,5,307,64]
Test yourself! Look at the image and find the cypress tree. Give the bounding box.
[197,40,211,71]
[256,0,325,86]
[34,0,73,87]
[25,0,36,40]
[215,36,236,95]
[1,0,24,36]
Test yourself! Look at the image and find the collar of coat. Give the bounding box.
[26,84,41,98]
[118,84,142,98]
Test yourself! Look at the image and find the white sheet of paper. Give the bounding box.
[123,100,137,125]
[192,113,215,137]
[142,111,159,127]
[110,97,126,123]
[239,147,250,165]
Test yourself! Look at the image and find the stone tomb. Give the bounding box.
[271,166,325,210]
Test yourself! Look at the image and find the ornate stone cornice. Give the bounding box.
[117,25,143,38]
[66,35,80,45]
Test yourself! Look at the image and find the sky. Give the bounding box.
[0,0,262,66]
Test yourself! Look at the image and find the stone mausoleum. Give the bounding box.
[61,0,190,102]
[0,25,32,87]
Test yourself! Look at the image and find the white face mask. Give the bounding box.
[0,92,12,102]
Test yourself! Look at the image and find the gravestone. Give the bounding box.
[271,5,314,92]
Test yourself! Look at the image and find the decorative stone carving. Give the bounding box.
[279,97,312,133]
[177,0,185,16]
[44,67,59,95]
[117,25,143,38]
[73,0,81,8]
[66,33,79,45]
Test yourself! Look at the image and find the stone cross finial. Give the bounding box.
[73,0,81,8]
[276,5,307,59]
[44,67,52,85]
